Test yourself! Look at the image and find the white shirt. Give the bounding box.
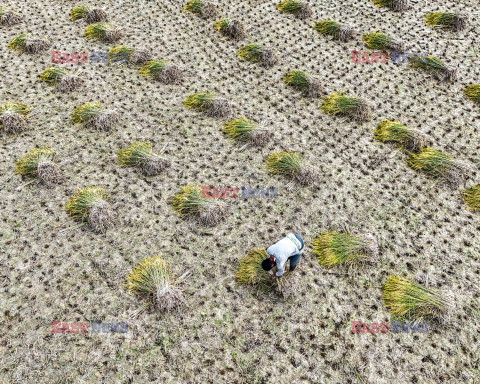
[266,233,303,277]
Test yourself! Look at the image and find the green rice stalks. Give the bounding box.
[184,92,232,118]
[70,5,107,23]
[15,148,54,175]
[71,102,102,125]
[39,67,84,92]
[426,12,468,32]
[223,117,272,146]
[277,0,312,19]
[214,18,246,40]
[383,275,454,321]
[171,185,226,226]
[236,249,272,285]
[15,148,62,187]
[238,44,279,68]
[140,60,183,84]
[374,120,430,150]
[185,0,217,19]
[108,45,133,62]
[321,92,371,122]
[126,256,185,312]
[40,67,69,84]
[463,185,480,212]
[70,5,90,20]
[464,84,480,103]
[313,20,355,42]
[266,152,301,176]
[118,142,171,176]
[0,6,23,26]
[362,32,406,52]
[0,102,30,116]
[109,45,152,65]
[265,152,318,186]
[312,232,378,269]
[283,70,324,98]
[8,33,50,54]
[71,102,119,131]
[406,147,473,186]
[372,0,409,12]
[65,187,115,233]
[409,55,457,82]
[84,23,122,43]
[0,102,31,134]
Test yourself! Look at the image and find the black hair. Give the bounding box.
[262,258,273,271]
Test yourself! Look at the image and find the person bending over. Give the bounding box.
[261,233,304,279]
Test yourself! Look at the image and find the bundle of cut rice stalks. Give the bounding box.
[171,185,227,226]
[126,256,187,312]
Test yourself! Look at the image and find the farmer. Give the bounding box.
[261,233,304,278]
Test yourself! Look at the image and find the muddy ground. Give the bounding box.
[0,0,479,383]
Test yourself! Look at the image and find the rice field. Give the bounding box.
[0,0,479,383]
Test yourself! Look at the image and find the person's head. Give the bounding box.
[262,255,275,271]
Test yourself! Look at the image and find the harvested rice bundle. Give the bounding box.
[70,5,107,23]
[140,60,183,84]
[0,102,31,134]
[283,70,325,98]
[409,55,457,82]
[265,152,318,186]
[0,6,23,26]
[372,0,409,12]
[108,45,132,63]
[126,256,185,312]
[222,117,272,146]
[238,44,278,68]
[406,147,473,186]
[171,185,226,226]
[312,232,378,268]
[71,102,119,131]
[15,148,63,187]
[8,33,50,54]
[108,45,152,65]
[313,20,355,42]
[321,92,371,122]
[236,249,296,297]
[383,275,454,321]
[236,249,271,286]
[65,187,115,233]
[40,67,84,92]
[185,0,217,19]
[118,142,171,176]
[214,19,246,40]
[462,185,480,212]
[277,0,312,19]
[464,84,480,103]
[184,92,232,118]
[374,120,430,151]
[426,12,468,32]
[362,32,406,52]
[84,23,122,43]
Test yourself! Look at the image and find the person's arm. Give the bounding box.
[275,263,285,277]
[268,254,279,278]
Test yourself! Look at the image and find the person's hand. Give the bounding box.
[272,274,276,279]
